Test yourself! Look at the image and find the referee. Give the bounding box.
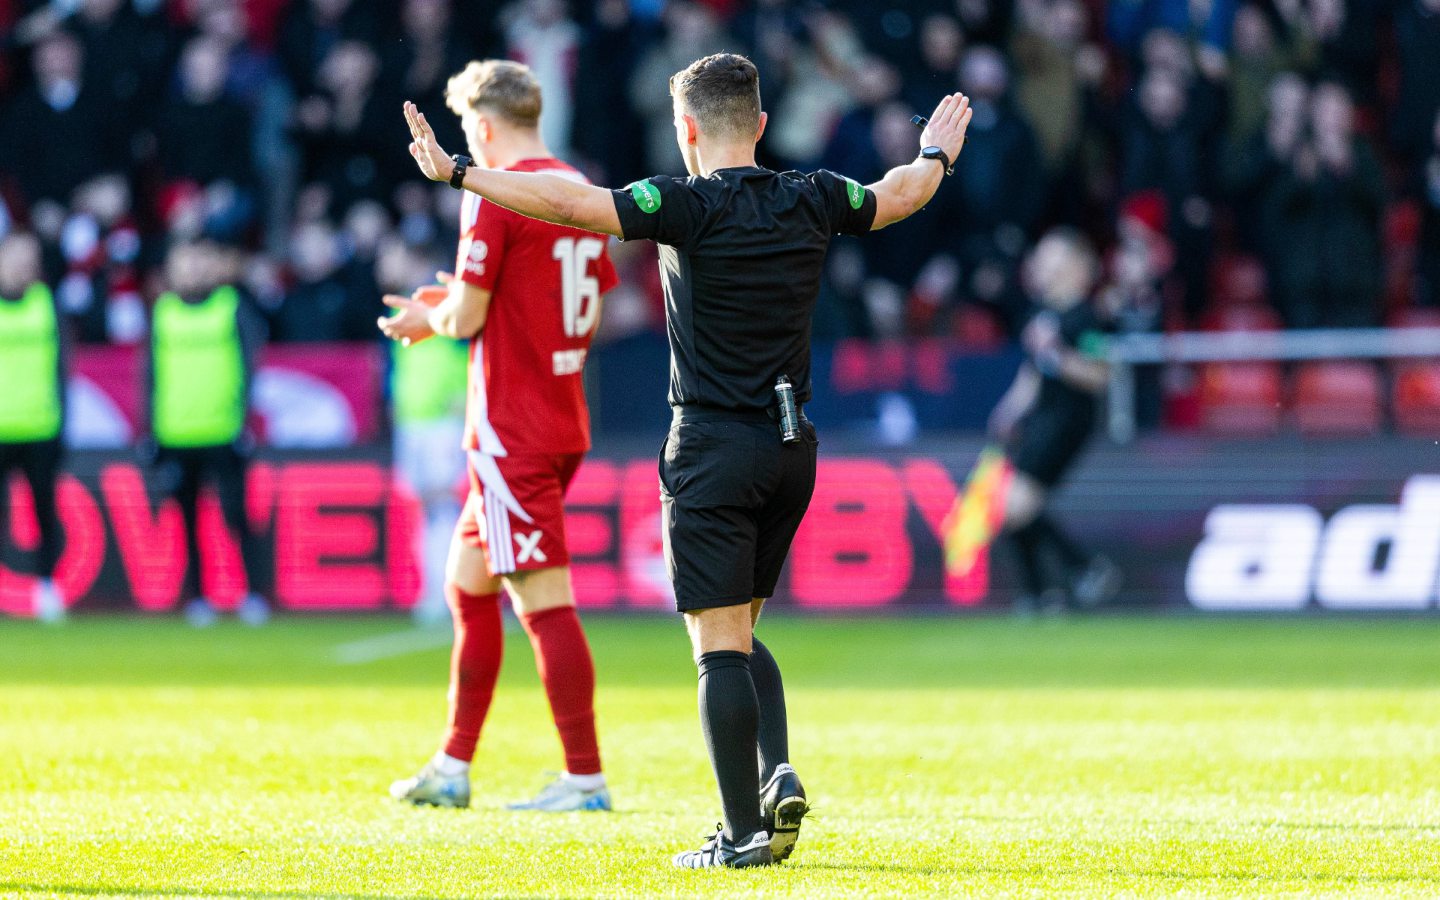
[400,52,971,869]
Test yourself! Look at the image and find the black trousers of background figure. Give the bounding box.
[152,444,264,601]
[0,438,65,579]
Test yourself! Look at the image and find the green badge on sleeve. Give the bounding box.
[1078,331,1109,359]
[629,180,662,214]
[845,178,864,210]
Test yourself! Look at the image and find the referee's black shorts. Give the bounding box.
[1007,405,1095,488]
[659,407,818,613]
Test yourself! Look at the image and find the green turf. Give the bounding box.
[4,615,1440,898]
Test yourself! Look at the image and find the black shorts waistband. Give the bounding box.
[671,403,803,426]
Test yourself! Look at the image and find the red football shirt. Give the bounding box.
[455,157,619,456]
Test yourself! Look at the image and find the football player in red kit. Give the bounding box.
[378,59,617,812]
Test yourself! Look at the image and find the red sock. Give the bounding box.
[520,606,602,775]
[442,585,503,762]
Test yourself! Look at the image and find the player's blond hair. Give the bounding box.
[445,59,542,128]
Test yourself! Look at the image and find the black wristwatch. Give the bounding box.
[919,145,953,176]
[448,154,472,189]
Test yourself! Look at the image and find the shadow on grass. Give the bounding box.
[796,863,1440,887]
[0,884,441,900]
[793,862,962,877]
[955,813,1440,834]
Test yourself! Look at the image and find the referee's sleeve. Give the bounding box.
[810,169,878,237]
[610,175,701,245]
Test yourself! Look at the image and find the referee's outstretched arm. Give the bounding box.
[400,91,972,236]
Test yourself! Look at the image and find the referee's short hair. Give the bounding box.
[670,52,762,140]
[446,59,542,128]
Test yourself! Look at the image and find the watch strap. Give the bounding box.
[448,155,471,190]
[919,147,953,176]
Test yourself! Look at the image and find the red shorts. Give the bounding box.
[458,450,584,577]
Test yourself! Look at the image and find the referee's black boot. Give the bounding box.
[672,825,773,869]
[760,763,809,862]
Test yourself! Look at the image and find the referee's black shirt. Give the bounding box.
[611,167,877,411]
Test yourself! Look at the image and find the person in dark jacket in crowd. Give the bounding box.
[1260,80,1385,328]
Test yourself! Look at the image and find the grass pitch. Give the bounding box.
[4,614,1440,898]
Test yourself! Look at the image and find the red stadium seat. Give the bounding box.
[1393,362,1440,435]
[1387,307,1440,329]
[1194,303,1284,434]
[1384,201,1422,313]
[1292,361,1384,435]
[951,304,1006,350]
[1208,253,1267,310]
[1197,362,1283,435]
[1386,307,1440,434]
[1199,302,1283,333]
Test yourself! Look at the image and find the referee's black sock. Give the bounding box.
[1009,522,1048,595]
[1032,512,1089,574]
[750,638,789,785]
[697,650,763,843]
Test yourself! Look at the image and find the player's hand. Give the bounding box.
[920,93,973,165]
[377,293,436,346]
[988,406,1019,442]
[1022,314,1061,356]
[403,101,454,184]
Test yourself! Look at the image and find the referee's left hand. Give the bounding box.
[403,100,454,183]
[919,93,972,163]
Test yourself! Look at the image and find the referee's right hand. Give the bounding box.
[919,93,972,164]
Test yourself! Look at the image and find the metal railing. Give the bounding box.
[1104,327,1440,443]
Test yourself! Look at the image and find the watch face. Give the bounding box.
[922,146,943,157]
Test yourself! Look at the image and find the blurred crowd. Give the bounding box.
[1,0,1438,349]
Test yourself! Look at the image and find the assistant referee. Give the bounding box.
[399,52,971,869]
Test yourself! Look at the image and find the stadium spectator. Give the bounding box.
[763,10,864,171]
[948,45,1045,333]
[502,0,581,159]
[629,1,732,173]
[1010,0,1107,224]
[1120,51,1221,323]
[1391,0,1440,167]
[1259,81,1385,328]
[848,102,964,337]
[70,0,169,134]
[820,57,901,182]
[290,41,402,209]
[273,219,371,341]
[1102,191,1177,426]
[61,174,145,345]
[1224,71,1309,259]
[899,13,965,115]
[0,231,68,623]
[276,0,376,97]
[571,0,651,185]
[381,0,473,159]
[1273,0,1380,103]
[1107,0,1238,62]
[158,38,256,210]
[1226,4,1291,149]
[954,0,1017,47]
[1414,109,1440,309]
[729,0,805,111]
[0,31,114,207]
